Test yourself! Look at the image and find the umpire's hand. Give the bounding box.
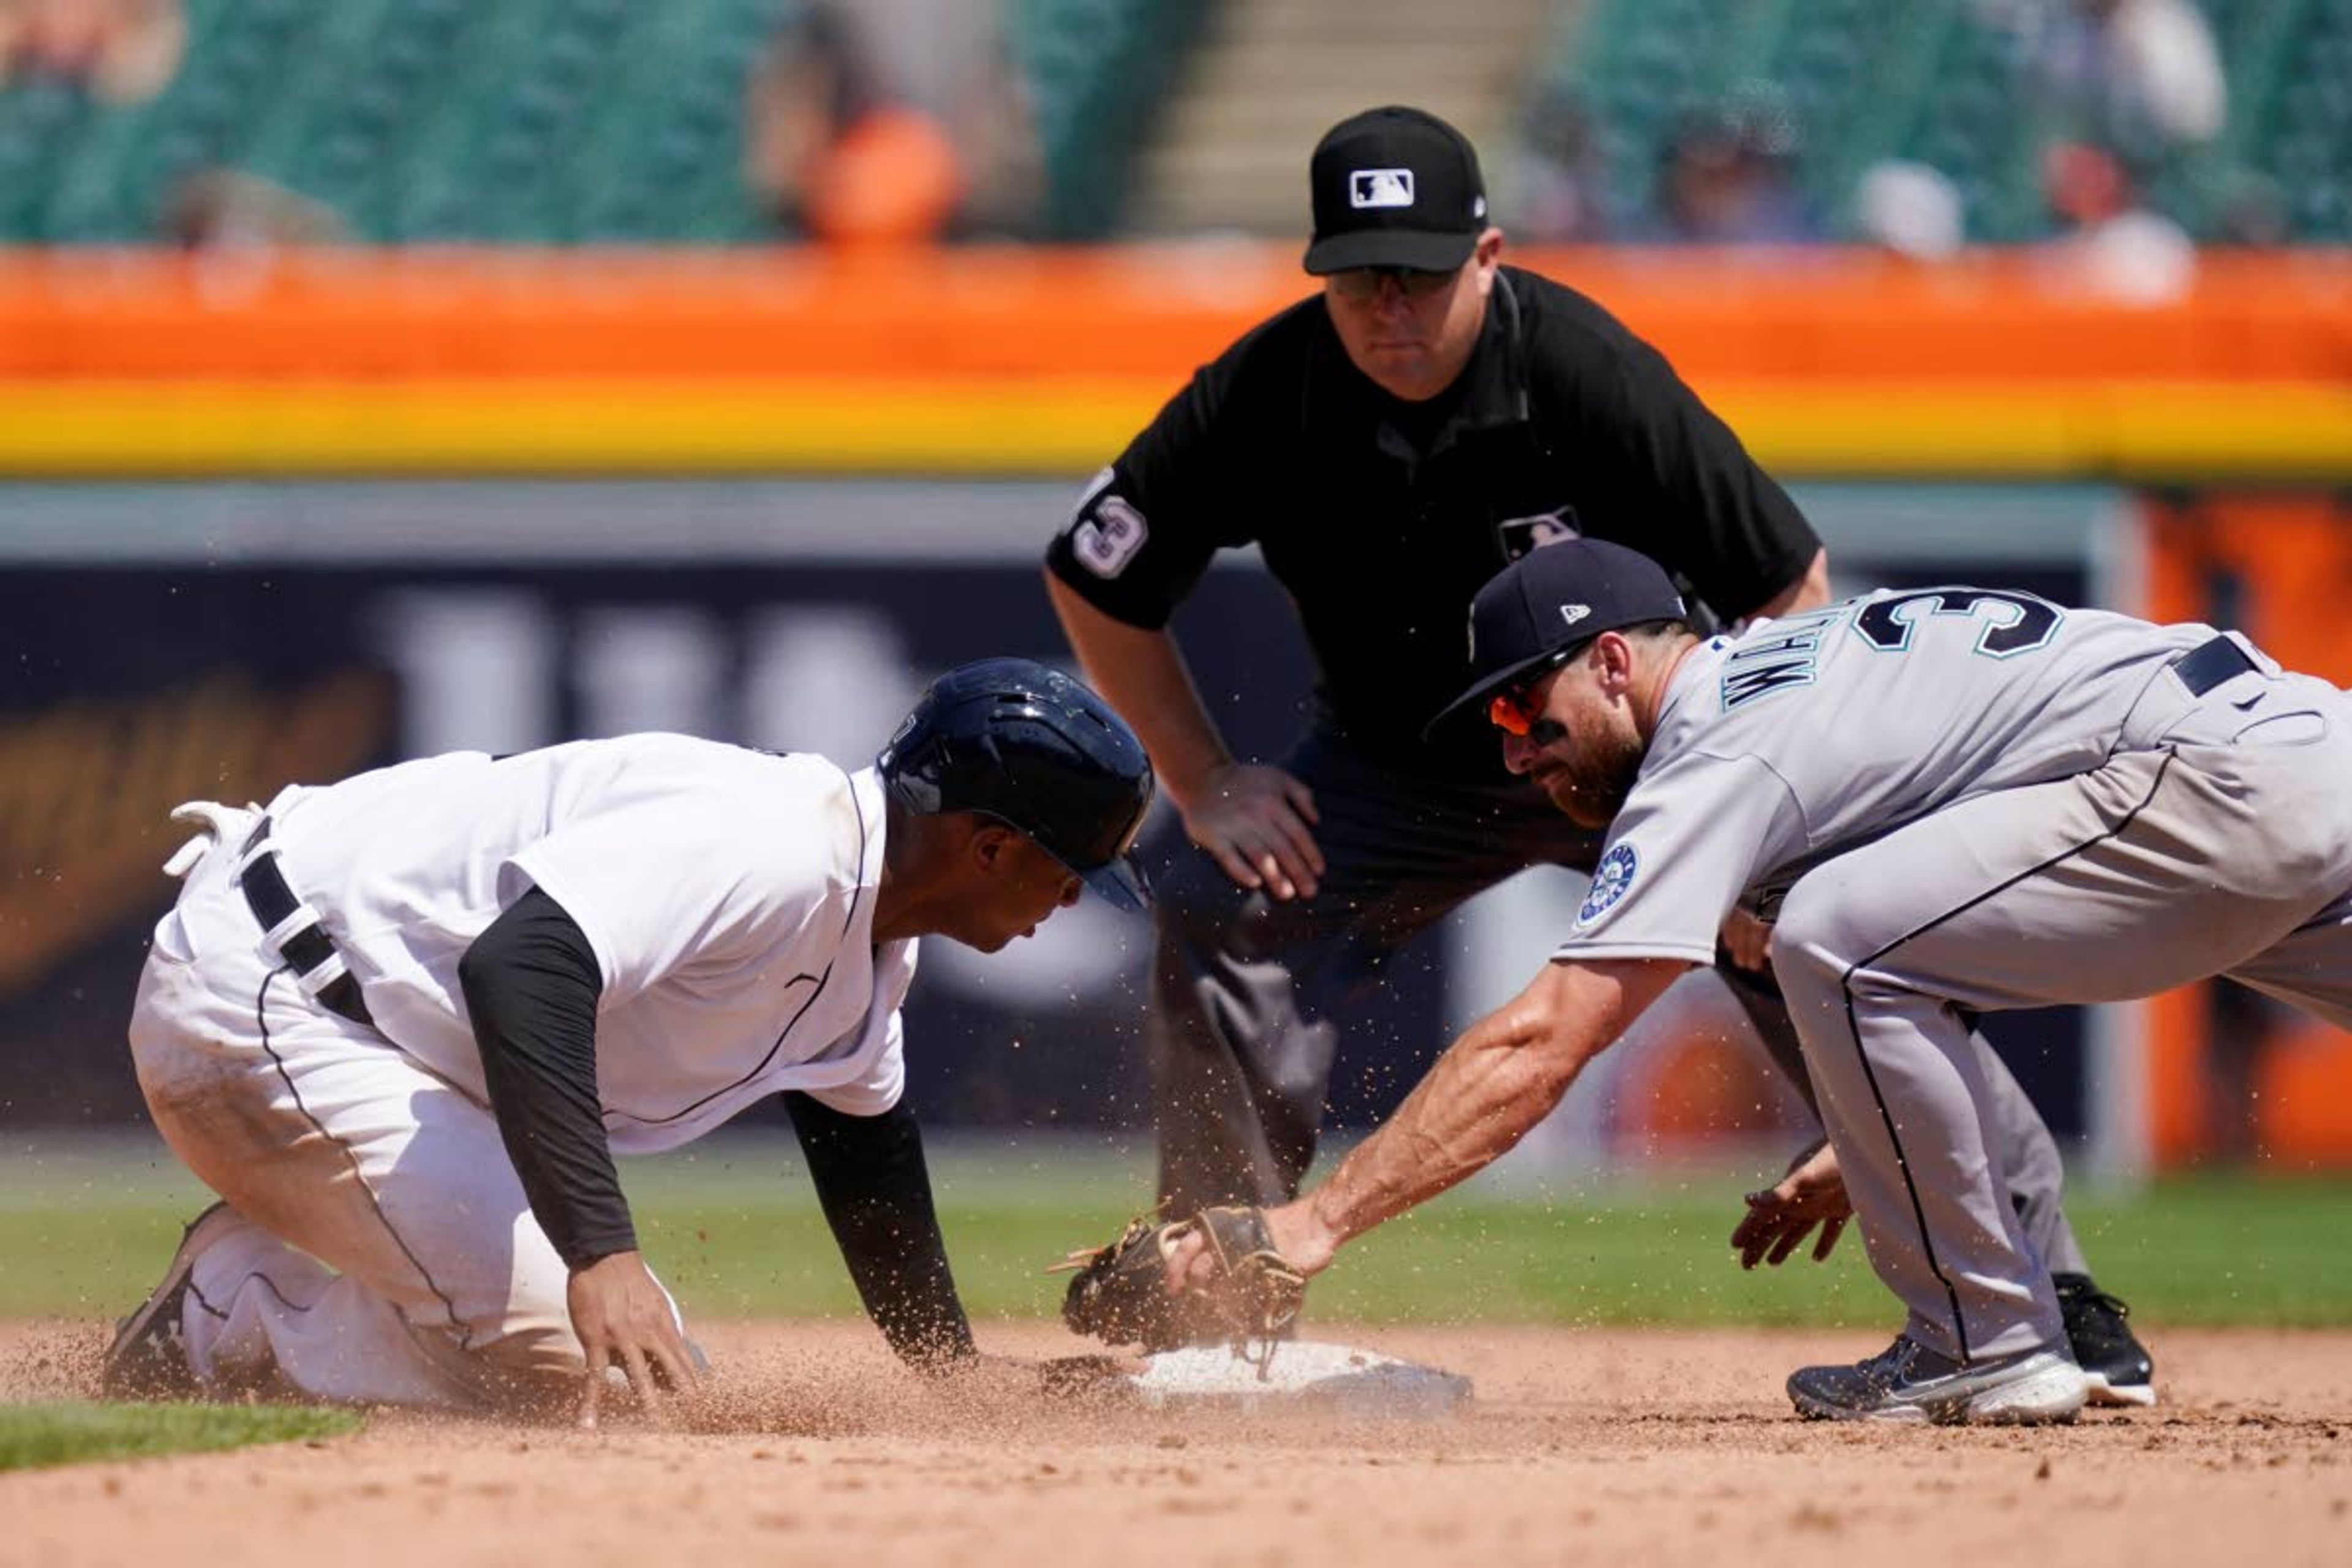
[1183,763,1325,900]
[568,1250,700,1429]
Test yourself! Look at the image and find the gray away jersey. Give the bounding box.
[1558,586,2222,964]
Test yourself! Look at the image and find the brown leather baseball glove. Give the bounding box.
[1054,1206,1307,1353]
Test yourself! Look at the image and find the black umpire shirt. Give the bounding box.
[1044,265,1820,783]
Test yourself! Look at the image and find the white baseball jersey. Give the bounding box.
[1558,587,2225,965]
[258,734,914,1150]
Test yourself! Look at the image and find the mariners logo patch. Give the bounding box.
[1578,843,1638,925]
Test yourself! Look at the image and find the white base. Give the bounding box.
[2084,1371,2158,1408]
[1126,1341,1472,1419]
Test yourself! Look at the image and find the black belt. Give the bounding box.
[236,821,373,1027]
[2172,635,2258,698]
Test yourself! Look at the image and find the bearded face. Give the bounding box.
[1529,711,1646,827]
[1498,660,1650,829]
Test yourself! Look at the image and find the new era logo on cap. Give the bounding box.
[1426,538,1692,739]
[1350,168,1415,209]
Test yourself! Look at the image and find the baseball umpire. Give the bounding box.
[1159,539,2352,1422]
[102,658,1152,1422]
[1043,105,2150,1399]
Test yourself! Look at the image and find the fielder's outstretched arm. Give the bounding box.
[1254,956,1690,1274]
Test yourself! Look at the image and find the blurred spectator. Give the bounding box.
[1509,85,1610,243]
[0,0,182,104]
[745,4,908,239]
[1853,159,1968,260]
[744,0,1042,245]
[2040,139,2196,301]
[1988,0,2225,190]
[1645,87,1820,244]
[164,169,348,251]
[852,0,1041,239]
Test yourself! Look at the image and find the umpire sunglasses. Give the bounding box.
[1327,265,1457,302]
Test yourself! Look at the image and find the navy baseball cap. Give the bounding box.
[1425,540,1689,737]
[1303,106,1489,275]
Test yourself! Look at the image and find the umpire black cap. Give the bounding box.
[1304,106,1489,275]
[1425,539,1689,737]
[879,658,1155,911]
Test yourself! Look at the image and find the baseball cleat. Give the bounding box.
[102,1200,235,1400]
[1787,1335,2087,1425]
[2054,1272,2157,1407]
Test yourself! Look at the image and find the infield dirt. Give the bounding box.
[3,1319,2346,1567]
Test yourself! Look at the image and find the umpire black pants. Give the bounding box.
[1146,720,2087,1275]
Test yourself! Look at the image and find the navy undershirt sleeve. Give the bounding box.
[461,886,638,1271]
[783,1091,978,1370]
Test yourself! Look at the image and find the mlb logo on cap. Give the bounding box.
[1305,105,1488,276]
[1350,168,1416,209]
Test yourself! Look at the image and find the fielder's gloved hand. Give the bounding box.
[1055,1206,1307,1353]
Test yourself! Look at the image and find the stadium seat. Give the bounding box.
[0,0,2339,244]
[1539,0,2338,245]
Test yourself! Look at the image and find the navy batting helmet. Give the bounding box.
[878,658,1155,911]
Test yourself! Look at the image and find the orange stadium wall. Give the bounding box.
[0,245,2346,479]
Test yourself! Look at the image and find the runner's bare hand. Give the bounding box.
[569,1250,698,1430]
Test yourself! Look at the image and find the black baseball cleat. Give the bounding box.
[102,1200,235,1400]
[1787,1334,2087,1424]
[2054,1272,2156,1408]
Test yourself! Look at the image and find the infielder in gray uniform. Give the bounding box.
[1168,538,2352,1423]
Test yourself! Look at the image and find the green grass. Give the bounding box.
[5,1135,2348,1327]
[635,1166,2352,1329]
[0,1403,360,1471]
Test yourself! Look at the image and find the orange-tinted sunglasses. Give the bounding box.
[1486,650,1575,736]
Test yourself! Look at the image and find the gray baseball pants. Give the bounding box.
[1149,722,2087,1278]
[1771,658,2352,1363]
